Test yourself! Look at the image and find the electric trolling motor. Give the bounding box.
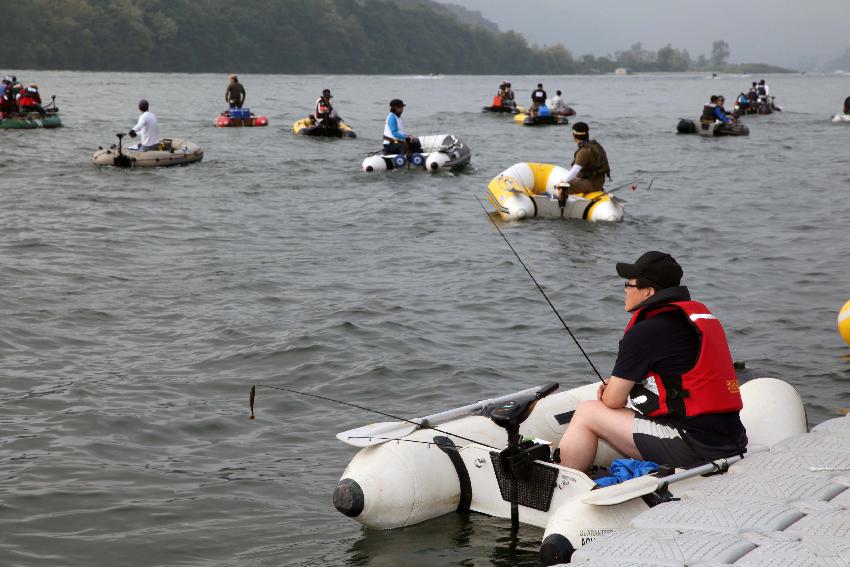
[113,132,132,168]
[489,382,559,531]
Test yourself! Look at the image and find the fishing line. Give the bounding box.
[474,196,605,383]
[250,384,500,449]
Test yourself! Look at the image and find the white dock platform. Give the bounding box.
[568,413,850,566]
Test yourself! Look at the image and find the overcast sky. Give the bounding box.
[436,0,850,70]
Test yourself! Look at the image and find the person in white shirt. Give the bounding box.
[128,99,160,151]
[549,89,568,115]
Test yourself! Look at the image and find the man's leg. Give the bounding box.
[557,400,642,471]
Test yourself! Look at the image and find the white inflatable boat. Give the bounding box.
[361,134,470,172]
[486,162,624,222]
[334,377,806,563]
[831,113,850,123]
[92,134,204,168]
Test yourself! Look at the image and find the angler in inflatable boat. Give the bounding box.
[486,162,622,222]
[292,88,355,136]
[555,251,747,473]
[217,74,268,126]
[381,98,420,155]
[482,81,520,113]
[363,134,470,172]
[831,96,850,122]
[126,99,160,151]
[225,74,246,108]
[548,90,576,117]
[92,100,203,167]
[677,95,749,136]
[0,78,62,129]
[334,347,806,562]
[528,82,547,118]
[559,122,610,195]
[364,98,470,171]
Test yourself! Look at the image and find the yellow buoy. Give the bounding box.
[839,299,850,346]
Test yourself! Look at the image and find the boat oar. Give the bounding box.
[580,454,743,506]
[336,384,544,447]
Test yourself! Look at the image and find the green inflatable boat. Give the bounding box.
[0,108,62,129]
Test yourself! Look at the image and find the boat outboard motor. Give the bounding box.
[113,133,132,168]
[489,382,559,531]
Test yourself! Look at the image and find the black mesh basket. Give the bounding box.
[489,451,559,512]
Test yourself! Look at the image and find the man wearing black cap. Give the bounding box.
[555,122,610,199]
[383,98,420,155]
[556,251,747,472]
[314,88,339,129]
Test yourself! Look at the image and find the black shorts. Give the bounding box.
[632,416,742,468]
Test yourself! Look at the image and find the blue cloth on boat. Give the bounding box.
[594,458,659,487]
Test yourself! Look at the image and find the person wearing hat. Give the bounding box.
[383,98,421,155]
[495,81,516,110]
[0,76,16,115]
[555,251,747,473]
[554,122,610,199]
[528,82,547,117]
[225,74,246,109]
[756,79,769,100]
[314,88,339,129]
[128,99,160,151]
[16,83,46,117]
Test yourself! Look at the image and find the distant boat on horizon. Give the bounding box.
[614,67,633,75]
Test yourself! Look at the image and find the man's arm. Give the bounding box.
[598,376,635,409]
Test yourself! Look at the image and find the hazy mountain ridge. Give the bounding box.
[0,0,791,74]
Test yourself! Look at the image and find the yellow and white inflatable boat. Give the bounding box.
[486,162,623,222]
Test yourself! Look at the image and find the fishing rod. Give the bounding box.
[474,196,605,383]
[249,384,500,449]
[604,177,653,196]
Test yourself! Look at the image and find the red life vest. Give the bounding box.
[18,93,38,107]
[625,300,743,417]
[315,97,332,117]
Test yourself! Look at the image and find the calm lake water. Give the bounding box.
[1,71,849,566]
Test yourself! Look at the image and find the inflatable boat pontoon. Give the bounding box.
[0,96,62,129]
[831,113,850,123]
[334,377,806,564]
[291,116,356,138]
[486,162,623,222]
[362,134,470,172]
[677,119,750,136]
[215,107,268,127]
[92,133,204,168]
[514,112,570,126]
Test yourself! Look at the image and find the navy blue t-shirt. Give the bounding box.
[613,310,746,448]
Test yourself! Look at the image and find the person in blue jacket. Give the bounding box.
[714,96,734,123]
[700,95,733,124]
[383,98,421,155]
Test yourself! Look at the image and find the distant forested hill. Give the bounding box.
[1,0,792,74]
[1,0,571,73]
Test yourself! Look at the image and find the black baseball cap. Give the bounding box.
[323,88,332,97]
[389,98,405,107]
[616,251,682,289]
